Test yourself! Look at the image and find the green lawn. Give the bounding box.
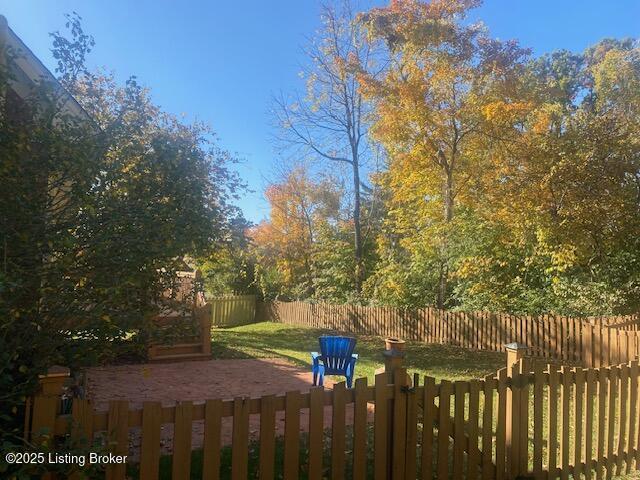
[210,321,506,383]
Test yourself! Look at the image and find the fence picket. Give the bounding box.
[453,381,466,480]
[496,368,507,480]
[306,387,324,480]
[68,398,94,480]
[353,378,368,480]
[585,369,596,480]
[283,391,301,480]
[172,401,193,480]
[518,358,530,475]
[374,372,388,480]
[231,397,249,480]
[617,364,629,476]
[628,360,638,473]
[597,367,607,480]
[468,380,481,480]
[533,363,544,480]
[421,376,436,480]
[481,376,495,480]
[392,369,408,480]
[202,399,222,480]
[548,366,559,479]
[332,381,347,480]
[607,368,617,479]
[405,375,419,480]
[140,402,161,480]
[574,368,585,478]
[437,380,452,480]
[106,400,128,480]
[560,366,571,480]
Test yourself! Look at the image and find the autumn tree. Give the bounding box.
[358,0,530,307]
[273,0,382,294]
[249,165,343,299]
[460,38,640,314]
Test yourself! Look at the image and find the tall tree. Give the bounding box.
[273,0,380,294]
[358,0,530,307]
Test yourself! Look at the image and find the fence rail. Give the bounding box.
[258,300,640,367]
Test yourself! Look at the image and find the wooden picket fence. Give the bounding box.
[209,295,256,327]
[258,300,640,367]
[25,350,640,480]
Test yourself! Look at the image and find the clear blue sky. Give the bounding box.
[1,1,638,223]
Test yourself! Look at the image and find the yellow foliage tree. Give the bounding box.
[358,0,531,306]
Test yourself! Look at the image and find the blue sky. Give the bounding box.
[1,1,638,223]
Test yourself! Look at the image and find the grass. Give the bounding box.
[210,321,506,383]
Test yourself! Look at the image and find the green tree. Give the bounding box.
[198,214,257,297]
[0,14,242,462]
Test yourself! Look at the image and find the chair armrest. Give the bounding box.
[348,354,358,371]
[311,352,322,366]
[346,353,358,379]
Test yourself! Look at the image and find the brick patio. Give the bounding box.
[85,358,358,455]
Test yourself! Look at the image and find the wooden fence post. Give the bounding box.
[376,337,409,479]
[31,365,70,440]
[382,337,406,384]
[504,343,528,480]
[29,366,70,480]
[199,303,212,355]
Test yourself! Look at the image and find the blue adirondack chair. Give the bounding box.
[311,336,358,388]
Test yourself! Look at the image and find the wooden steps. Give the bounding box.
[148,351,211,363]
[147,308,212,363]
[151,342,203,357]
[148,340,211,362]
[147,270,213,363]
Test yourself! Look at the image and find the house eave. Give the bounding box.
[0,15,93,123]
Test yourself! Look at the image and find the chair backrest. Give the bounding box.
[319,336,357,373]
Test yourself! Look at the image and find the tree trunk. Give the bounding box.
[443,170,454,222]
[437,170,455,308]
[352,157,364,294]
[437,261,448,309]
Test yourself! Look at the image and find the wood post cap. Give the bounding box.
[38,365,71,379]
[504,342,528,352]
